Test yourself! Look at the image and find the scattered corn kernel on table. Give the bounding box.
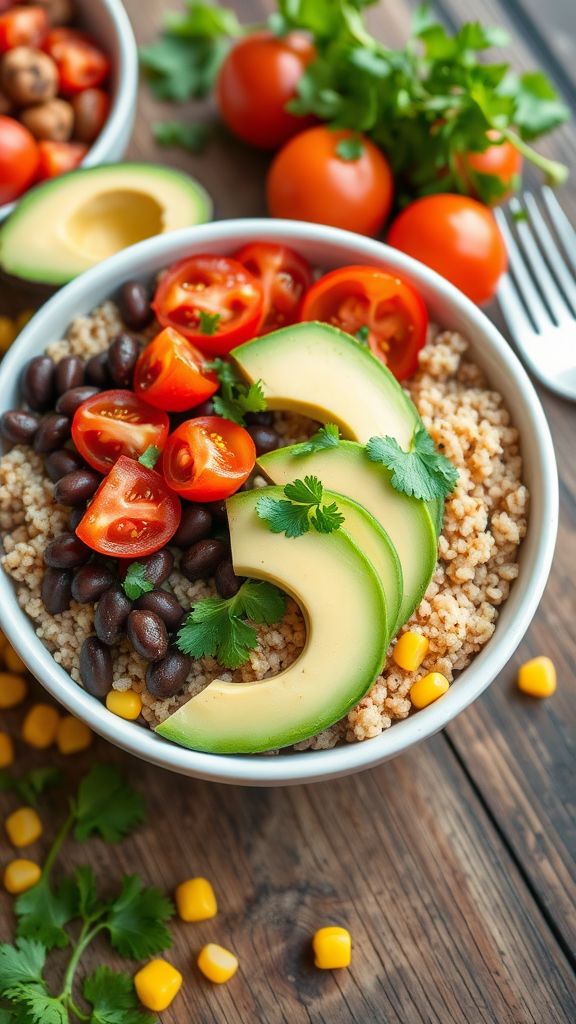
[1,0,575,1021]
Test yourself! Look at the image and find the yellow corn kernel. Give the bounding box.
[56,715,93,755]
[0,732,15,768]
[175,877,218,922]
[0,672,28,709]
[5,807,43,847]
[106,689,142,720]
[393,631,430,672]
[518,656,557,698]
[410,671,450,709]
[197,944,239,984]
[0,316,17,354]
[134,959,182,1012]
[15,309,34,333]
[22,703,60,749]
[4,645,26,674]
[312,927,352,969]
[3,858,42,894]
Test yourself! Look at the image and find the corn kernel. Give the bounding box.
[0,732,14,768]
[0,672,28,709]
[56,715,93,755]
[410,672,450,709]
[4,858,41,894]
[197,944,239,984]
[134,959,182,1012]
[0,316,17,354]
[518,656,556,698]
[176,877,218,922]
[5,807,42,847]
[106,689,142,720]
[4,645,26,674]
[312,927,352,969]
[22,703,60,749]
[393,631,430,672]
[15,309,34,333]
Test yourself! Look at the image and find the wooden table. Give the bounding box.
[1,2,575,1021]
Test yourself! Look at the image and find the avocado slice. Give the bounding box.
[0,163,212,285]
[156,486,388,754]
[259,442,437,629]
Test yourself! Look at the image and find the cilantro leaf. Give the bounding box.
[104,876,174,960]
[138,446,161,470]
[84,967,154,1024]
[336,137,364,160]
[122,563,154,601]
[198,310,221,335]
[140,33,228,102]
[3,988,66,1024]
[284,475,324,505]
[74,866,101,923]
[256,477,344,538]
[153,120,210,153]
[208,358,268,425]
[310,501,345,534]
[0,769,61,808]
[164,2,242,39]
[234,580,286,624]
[0,940,46,993]
[74,765,146,843]
[366,427,458,501]
[255,496,311,538]
[15,877,76,950]
[293,423,341,456]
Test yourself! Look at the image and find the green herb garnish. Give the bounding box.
[355,326,370,345]
[122,562,154,601]
[0,767,61,808]
[366,427,459,501]
[153,120,210,153]
[293,423,341,456]
[256,476,344,538]
[198,310,222,335]
[208,357,267,426]
[138,445,161,470]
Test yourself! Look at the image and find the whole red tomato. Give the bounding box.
[0,116,39,204]
[387,194,508,305]
[267,127,394,236]
[457,131,523,204]
[216,30,315,149]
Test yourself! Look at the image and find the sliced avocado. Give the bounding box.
[156,486,388,754]
[259,441,437,629]
[0,163,212,285]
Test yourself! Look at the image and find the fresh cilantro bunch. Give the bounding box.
[366,426,459,501]
[207,358,267,426]
[256,477,345,538]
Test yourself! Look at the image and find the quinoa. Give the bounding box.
[0,307,528,750]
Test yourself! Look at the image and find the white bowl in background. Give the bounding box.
[0,220,559,785]
[0,0,138,222]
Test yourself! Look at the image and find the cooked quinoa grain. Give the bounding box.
[0,309,528,750]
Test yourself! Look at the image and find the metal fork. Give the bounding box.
[494,187,576,401]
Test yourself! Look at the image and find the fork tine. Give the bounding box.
[496,270,534,342]
[508,197,572,324]
[523,192,576,316]
[494,207,551,332]
[541,186,576,273]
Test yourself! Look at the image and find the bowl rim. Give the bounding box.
[0,0,138,222]
[0,218,559,786]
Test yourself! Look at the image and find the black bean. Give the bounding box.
[69,507,85,532]
[79,636,112,697]
[41,567,72,614]
[45,448,85,483]
[54,468,101,506]
[33,413,71,454]
[247,425,280,455]
[146,646,192,698]
[191,399,215,418]
[56,386,99,417]
[215,559,243,599]
[122,549,173,587]
[85,350,111,387]
[119,280,153,330]
[94,585,132,645]
[107,331,140,388]
[72,563,116,603]
[44,532,91,570]
[1,410,41,445]
[245,411,274,427]
[204,499,228,523]
[135,590,185,632]
[181,538,227,581]
[172,506,213,548]
[127,610,168,662]
[55,355,84,395]
[21,355,55,411]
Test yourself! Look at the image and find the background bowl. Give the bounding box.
[0,0,138,222]
[0,219,559,785]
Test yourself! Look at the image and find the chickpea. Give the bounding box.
[34,0,74,27]
[21,98,74,141]
[72,89,110,144]
[1,48,58,107]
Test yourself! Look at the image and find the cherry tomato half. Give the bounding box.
[75,455,181,558]
[162,416,256,502]
[152,255,265,357]
[0,6,48,52]
[44,27,110,93]
[300,266,428,381]
[233,242,313,333]
[71,390,170,474]
[36,140,87,180]
[134,327,219,412]
[0,116,39,204]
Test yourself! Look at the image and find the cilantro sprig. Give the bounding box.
[366,426,459,501]
[293,423,341,456]
[0,767,61,808]
[122,562,154,601]
[198,310,221,335]
[256,477,345,538]
[207,357,267,426]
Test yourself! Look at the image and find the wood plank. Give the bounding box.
[502,0,576,97]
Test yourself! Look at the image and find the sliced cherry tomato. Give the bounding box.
[233,242,313,333]
[0,6,48,52]
[36,140,87,180]
[162,416,256,502]
[152,255,265,357]
[134,327,219,412]
[44,27,110,93]
[71,390,170,474]
[300,265,428,381]
[75,455,181,558]
[0,116,39,204]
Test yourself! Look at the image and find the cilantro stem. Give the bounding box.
[59,919,105,1018]
[502,129,568,185]
[42,805,75,878]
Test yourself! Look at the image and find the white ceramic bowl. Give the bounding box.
[0,0,138,222]
[0,220,558,785]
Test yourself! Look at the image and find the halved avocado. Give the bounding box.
[0,163,212,286]
[155,486,388,754]
[259,442,437,629]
